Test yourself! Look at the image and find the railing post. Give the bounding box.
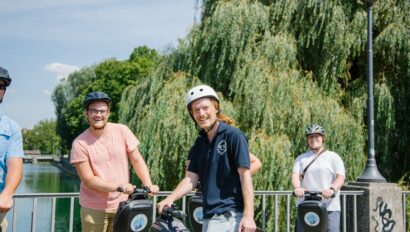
[12,200,17,232]
[403,193,408,232]
[31,198,37,232]
[262,194,266,231]
[286,194,291,232]
[51,198,56,232]
[69,197,74,232]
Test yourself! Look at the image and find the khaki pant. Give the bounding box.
[0,212,7,232]
[80,207,117,232]
[202,211,242,232]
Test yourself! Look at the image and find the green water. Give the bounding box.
[6,163,81,232]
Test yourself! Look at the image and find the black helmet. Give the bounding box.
[83,91,111,109]
[0,66,12,87]
[305,124,325,136]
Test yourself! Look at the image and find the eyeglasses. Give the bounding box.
[0,85,6,90]
[88,109,109,116]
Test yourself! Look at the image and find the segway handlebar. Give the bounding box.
[129,186,151,199]
[162,205,187,219]
[293,190,336,199]
[305,191,336,198]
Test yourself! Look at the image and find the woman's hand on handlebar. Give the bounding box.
[293,187,306,197]
[322,187,335,199]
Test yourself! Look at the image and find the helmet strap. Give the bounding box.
[205,120,219,134]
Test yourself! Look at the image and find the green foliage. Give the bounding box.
[23,119,61,155]
[52,46,159,152]
[52,67,96,152]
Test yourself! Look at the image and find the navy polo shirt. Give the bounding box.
[187,122,250,219]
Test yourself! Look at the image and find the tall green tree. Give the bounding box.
[23,119,61,155]
[52,46,159,152]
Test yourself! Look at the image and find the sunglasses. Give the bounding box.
[0,85,6,90]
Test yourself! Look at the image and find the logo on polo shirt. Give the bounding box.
[217,140,227,155]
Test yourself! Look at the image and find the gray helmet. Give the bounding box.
[83,91,111,109]
[185,85,219,110]
[305,124,325,136]
[0,66,12,87]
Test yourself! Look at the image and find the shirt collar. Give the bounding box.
[199,121,228,137]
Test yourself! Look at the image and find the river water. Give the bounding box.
[6,163,81,232]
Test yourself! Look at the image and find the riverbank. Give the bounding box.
[53,156,78,177]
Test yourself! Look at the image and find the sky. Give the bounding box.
[0,0,200,129]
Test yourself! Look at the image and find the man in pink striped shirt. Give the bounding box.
[70,91,159,232]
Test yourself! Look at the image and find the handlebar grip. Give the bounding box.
[142,186,151,193]
[171,210,187,219]
[162,206,186,219]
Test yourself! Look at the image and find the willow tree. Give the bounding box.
[119,0,408,230]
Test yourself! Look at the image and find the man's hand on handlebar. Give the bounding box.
[118,183,136,194]
[157,197,174,214]
[144,184,159,195]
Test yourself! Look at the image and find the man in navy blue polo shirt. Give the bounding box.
[158,85,256,232]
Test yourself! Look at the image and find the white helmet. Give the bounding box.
[305,124,325,136]
[185,85,219,109]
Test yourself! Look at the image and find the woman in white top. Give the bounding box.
[291,124,345,232]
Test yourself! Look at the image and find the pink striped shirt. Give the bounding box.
[70,123,139,210]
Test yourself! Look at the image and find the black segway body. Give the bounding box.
[187,192,203,232]
[297,191,330,232]
[113,189,153,232]
[151,205,189,232]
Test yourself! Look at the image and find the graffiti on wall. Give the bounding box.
[371,197,396,232]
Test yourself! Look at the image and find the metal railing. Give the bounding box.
[11,190,410,232]
[403,191,410,232]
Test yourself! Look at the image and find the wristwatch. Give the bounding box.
[329,186,336,192]
[116,186,124,192]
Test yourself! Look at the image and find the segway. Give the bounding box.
[114,187,153,232]
[151,204,189,232]
[296,191,335,232]
[187,187,203,232]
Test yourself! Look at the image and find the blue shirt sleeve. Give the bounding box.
[187,144,198,174]
[230,129,250,169]
[7,123,25,159]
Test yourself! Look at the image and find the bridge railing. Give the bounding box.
[10,190,409,232]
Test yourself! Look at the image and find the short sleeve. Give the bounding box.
[230,130,250,169]
[121,125,140,153]
[7,124,24,159]
[70,140,89,164]
[292,156,302,174]
[333,154,345,177]
[187,144,198,174]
